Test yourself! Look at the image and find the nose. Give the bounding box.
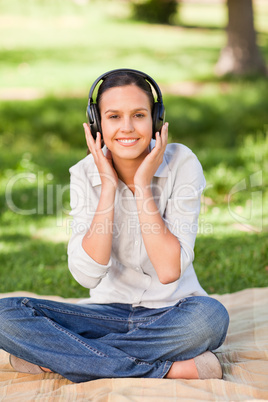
[120,116,134,133]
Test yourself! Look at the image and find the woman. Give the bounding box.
[0,69,229,382]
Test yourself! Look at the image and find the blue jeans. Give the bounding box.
[0,296,229,383]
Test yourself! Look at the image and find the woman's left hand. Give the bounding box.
[134,122,169,189]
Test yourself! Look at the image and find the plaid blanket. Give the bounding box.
[0,288,267,401]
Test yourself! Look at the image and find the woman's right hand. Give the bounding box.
[83,123,118,190]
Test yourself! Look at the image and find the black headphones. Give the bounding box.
[86,68,165,140]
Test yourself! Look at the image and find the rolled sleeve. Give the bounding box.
[68,240,111,288]
[67,158,112,289]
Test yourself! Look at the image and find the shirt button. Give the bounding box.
[135,240,138,246]
[135,267,140,271]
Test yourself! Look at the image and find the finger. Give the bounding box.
[84,123,99,160]
[160,122,168,134]
[83,122,91,135]
[161,122,169,147]
[95,132,106,162]
[96,132,102,150]
[83,123,94,148]
[154,131,162,151]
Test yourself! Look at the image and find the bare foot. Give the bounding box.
[165,358,199,379]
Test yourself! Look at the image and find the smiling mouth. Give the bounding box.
[116,138,139,145]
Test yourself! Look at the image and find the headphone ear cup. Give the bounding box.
[152,102,165,139]
[87,103,102,139]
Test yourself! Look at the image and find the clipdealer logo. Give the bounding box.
[4,169,264,233]
[5,171,70,225]
[227,170,263,232]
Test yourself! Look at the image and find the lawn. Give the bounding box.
[0,0,267,297]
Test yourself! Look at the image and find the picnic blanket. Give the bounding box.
[0,287,267,401]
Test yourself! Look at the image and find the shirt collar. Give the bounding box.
[91,140,169,187]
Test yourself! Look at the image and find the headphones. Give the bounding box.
[86,68,165,140]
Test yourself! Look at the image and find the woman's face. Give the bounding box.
[99,84,153,163]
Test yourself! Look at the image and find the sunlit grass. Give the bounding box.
[0,132,267,296]
[194,231,268,294]
[0,0,266,92]
[178,2,227,27]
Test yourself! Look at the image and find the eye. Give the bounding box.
[134,113,145,118]
[109,114,119,119]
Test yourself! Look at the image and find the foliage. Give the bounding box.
[0,97,86,150]
[0,133,267,297]
[1,78,267,151]
[131,0,178,24]
[0,0,266,90]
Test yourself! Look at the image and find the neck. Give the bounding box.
[112,153,146,192]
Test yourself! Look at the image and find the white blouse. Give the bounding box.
[68,140,207,308]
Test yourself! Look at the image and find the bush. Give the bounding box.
[131,0,178,24]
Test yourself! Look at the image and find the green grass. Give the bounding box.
[195,232,268,294]
[0,78,267,151]
[0,0,267,297]
[0,0,267,92]
[0,132,267,297]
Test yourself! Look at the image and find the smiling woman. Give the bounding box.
[99,85,153,170]
[0,69,229,383]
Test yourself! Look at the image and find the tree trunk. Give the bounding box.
[215,0,266,76]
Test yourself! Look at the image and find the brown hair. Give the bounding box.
[96,71,154,113]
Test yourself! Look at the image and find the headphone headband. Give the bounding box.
[87,68,165,139]
[88,68,163,103]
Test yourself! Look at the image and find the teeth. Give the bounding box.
[117,139,137,143]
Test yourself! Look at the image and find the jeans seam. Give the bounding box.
[127,356,154,366]
[176,298,187,307]
[125,306,176,336]
[159,361,173,378]
[36,303,130,323]
[45,317,109,357]
[23,299,171,324]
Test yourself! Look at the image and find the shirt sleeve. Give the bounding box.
[163,148,206,277]
[67,161,112,289]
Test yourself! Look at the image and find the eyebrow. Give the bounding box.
[104,108,149,115]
